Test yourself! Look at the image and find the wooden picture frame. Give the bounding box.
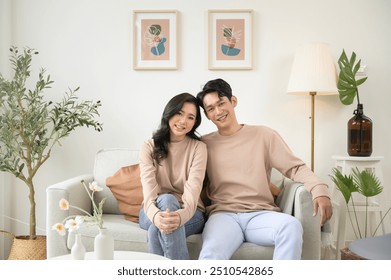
[208,9,253,70]
[133,10,178,70]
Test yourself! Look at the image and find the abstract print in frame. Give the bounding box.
[208,10,253,70]
[133,10,178,70]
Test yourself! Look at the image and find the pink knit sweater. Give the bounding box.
[201,125,330,216]
[139,137,207,226]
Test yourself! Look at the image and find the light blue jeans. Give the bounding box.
[199,211,303,260]
[139,194,205,260]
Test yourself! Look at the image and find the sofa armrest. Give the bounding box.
[293,184,321,260]
[276,179,321,260]
[46,174,94,258]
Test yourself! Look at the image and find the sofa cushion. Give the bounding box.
[106,164,143,223]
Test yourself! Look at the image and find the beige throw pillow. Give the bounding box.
[106,164,143,223]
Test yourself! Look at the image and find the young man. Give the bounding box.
[196,78,333,260]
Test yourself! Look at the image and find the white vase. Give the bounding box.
[71,233,85,260]
[94,228,114,260]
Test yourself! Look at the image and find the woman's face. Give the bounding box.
[168,102,197,142]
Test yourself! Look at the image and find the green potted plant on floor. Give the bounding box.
[330,168,390,239]
[0,47,102,259]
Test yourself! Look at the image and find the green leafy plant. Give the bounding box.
[0,46,102,239]
[337,50,368,106]
[330,168,390,239]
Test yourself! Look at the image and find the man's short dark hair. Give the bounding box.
[196,78,233,110]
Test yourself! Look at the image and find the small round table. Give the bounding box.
[50,251,169,260]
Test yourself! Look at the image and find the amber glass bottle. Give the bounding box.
[347,104,372,156]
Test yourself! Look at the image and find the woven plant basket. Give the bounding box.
[1,230,46,260]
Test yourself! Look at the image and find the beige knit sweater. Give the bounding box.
[139,136,207,226]
[201,124,330,216]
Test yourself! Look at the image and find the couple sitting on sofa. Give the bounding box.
[138,78,333,260]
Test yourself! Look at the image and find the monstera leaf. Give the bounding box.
[337,50,368,105]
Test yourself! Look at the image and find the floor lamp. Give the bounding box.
[287,43,338,172]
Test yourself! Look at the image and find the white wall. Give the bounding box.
[1,0,391,256]
[0,0,12,259]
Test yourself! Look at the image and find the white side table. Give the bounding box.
[331,156,388,259]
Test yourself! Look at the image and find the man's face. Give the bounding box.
[202,91,237,130]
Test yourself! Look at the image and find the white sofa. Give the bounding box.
[46,148,322,259]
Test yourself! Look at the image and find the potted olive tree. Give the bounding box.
[0,47,102,258]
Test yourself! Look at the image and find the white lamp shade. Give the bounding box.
[287,43,338,95]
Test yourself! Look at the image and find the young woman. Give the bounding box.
[138,92,207,260]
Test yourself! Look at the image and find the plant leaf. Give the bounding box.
[330,168,357,204]
[352,167,383,197]
[356,77,368,87]
[352,59,361,76]
[337,49,367,105]
[338,88,357,105]
[349,52,357,68]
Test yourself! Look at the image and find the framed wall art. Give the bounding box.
[208,9,253,70]
[133,10,178,70]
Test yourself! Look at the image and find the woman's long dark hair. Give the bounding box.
[152,93,202,164]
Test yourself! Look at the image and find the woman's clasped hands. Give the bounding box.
[154,208,181,235]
